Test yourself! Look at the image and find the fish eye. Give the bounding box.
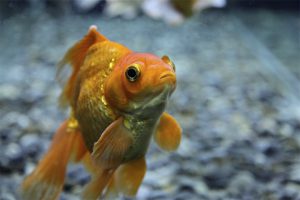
[161,55,175,72]
[125,64,140,82]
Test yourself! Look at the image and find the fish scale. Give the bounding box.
[75,41,130,151]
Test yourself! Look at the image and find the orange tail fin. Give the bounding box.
[21,120,87,200]
[57,25,107,107]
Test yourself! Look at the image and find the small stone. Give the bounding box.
[0,193,16,200]
[59,192,80,200]
[279,124,294,137]
[0,129,16,144]
[256,139,280,158]
[72,0,106,13]
[193,179,209,195]
[177,183,195,193]
[263,143,279,157]
[65,164,90,190]
[21,87,45,104]
[202,164,235,190]
[290,163,300,182]
[136,185,152,200]
[0,84,21,101]
[147,190,168,200]
[254,118,277,136]
[0,143,25,173]
[173,191,198,200]
[280,183,300,200]
[229,171,256,195]
[19,134,42,158]
[2,112,30,129]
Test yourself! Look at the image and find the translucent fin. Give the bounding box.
[91,117,133,169]
[57,25,107,107]
[21,120,85,200]
[81,152,98,175]
[70,128,88,163]
[104,156,146,198]
[104,177,118,200]
[154,112,182,151]
[82,168,116,200]
[81,117,134,199]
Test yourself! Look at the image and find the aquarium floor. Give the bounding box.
[0,7,299,200]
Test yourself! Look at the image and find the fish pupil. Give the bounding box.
[126,66,140,82]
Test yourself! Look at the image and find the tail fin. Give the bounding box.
[57,25,107,107]
[21,120,87,200]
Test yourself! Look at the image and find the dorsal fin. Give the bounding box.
[57,25,107,108]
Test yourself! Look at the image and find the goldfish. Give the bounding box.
[21,25,182,200]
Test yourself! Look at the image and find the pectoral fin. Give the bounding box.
[83,117,133,199]
[154,112,182,151]
[91,117,133,169]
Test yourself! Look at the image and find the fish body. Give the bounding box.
[21,26,181,200]
[73,40,130,152]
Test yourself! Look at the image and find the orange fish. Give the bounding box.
[21,25,182,200]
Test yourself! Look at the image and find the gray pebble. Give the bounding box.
[228,171,256,195]
[19,134,42,159]
[0,143,25,173]
[202,164,235,190]
[65,164,90,191]
[0,193,16,200]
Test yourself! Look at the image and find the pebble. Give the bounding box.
[279,123,294,137]
[0,193,16,200]
[0,129,18,144]
[1,112,31,130]
[0,143,25,173]
[137,185,152,200]
[146,191,169,200]
[290,163,300,182]
[254,118,278,136]
[202,164,235,190]
[228,171,256,195]
[0,84,21,101]
[65,164,90,191]
[173,191,199,200]
[19,134,42,159]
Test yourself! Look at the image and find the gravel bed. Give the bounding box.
[0,7,300,200]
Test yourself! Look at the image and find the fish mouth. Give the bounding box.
[158,72,176,91]
[160,72,176,82]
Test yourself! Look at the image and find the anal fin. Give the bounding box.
[82,168,116,200]
[104,156,147,198]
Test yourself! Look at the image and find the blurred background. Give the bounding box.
[0,0,299,199]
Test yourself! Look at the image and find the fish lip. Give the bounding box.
[159,72,176,92]
[160,72,175,80]
[158,72,176,94]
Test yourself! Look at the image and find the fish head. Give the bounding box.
[105,52,176,115]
